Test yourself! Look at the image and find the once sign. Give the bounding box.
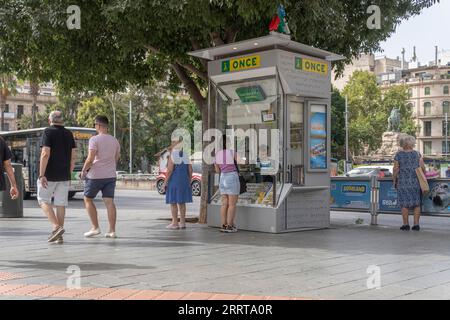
[222,55,261,73]
[295,57,328,76]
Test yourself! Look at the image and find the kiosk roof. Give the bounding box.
[188,33,345,62]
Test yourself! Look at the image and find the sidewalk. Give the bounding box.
[1,189,450,300]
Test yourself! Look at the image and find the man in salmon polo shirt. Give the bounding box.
[81,115,120,239]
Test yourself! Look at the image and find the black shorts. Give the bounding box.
[84,178,117,199]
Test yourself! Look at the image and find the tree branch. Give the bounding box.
[210,31,224,46]
[169,63,206,109]
[145,44,207,82]
[190,38,208,69]
[180,63,207,82]
[224,27,238,44]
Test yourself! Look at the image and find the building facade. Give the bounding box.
[379,66,450,157]
[1,82,58,132]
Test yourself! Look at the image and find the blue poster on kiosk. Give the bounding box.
[330,180,371,210]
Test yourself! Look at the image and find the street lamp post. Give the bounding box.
[106,95,116,138]
[129,100,132,174]
[345,95,350,173]
[446,113,448,159]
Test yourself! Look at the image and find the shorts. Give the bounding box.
[219,171,240,195]
[84,178,117,199]
[37,180,70,207]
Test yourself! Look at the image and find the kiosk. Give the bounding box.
[189,33,344,233]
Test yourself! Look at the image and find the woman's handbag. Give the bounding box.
[415,167,430,194]
[234,157,247,195]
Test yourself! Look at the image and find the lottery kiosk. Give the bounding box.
[189,33,344,233]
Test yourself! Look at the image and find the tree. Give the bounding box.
[381,84,419,136]
[0,74,17,131]
[0,0,440,222]
[343,71,419,157]
[331,87,346,159]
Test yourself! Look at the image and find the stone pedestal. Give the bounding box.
[373,132,402,159]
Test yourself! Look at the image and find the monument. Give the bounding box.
[372,108,403,160]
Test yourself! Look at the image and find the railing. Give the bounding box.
[117,174,157,181]
[331,177,450,225]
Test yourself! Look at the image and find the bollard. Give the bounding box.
[0,163,24,218]
[370,175,378,225]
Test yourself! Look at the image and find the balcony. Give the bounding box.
[1,112,16,120]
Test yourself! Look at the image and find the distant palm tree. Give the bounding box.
[0,74,17,131]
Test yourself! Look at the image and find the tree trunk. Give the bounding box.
[0,95,5,132]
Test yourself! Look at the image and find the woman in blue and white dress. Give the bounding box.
[164,141,193,230]
[393,134,426,231]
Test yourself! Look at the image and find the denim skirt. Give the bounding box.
[219,171,240,195]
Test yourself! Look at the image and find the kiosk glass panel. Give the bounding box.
[211,76,284,207]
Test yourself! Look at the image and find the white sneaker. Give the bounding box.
[84,229,101,238]
[105,232,117,238]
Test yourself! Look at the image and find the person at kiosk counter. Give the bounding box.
[214,135,240,233]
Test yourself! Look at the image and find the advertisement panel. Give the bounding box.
[378,180,401,212]
[422,180,450,214]
[330,180,371,210]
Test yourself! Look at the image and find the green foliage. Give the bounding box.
[342,71,418,157]
[331,87,346,159]
[0,1,440,95]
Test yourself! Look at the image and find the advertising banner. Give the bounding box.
[330,180,371,210]
[422,180,450,214]
[378,180,401,212]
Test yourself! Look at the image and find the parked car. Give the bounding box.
[345,166,393,178]
[156,162,202,196]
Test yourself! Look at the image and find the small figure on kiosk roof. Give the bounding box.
[269,4,291,35]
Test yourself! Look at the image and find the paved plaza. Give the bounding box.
[1,189,450,300]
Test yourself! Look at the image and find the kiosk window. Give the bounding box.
[213,76,283,207]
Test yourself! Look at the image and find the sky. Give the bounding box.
[377,0,450,64]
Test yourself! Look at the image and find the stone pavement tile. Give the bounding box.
[75,287,119,300]
[208,293,239,300]
[236,295,267,300]
[125,290,164,300]
[29,285,68,298]
[155,291,189,300]
[52,287,96,299]
[99,288,139,300]
[0,284,28,295]
[182,292,214,300]
[343,284,420,300]
[5,284,50,296]
[0,272,25,281]
[264,296,291,300]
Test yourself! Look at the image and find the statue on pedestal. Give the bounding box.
[388,108,401,132]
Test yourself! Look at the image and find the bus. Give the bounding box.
[0,127,96,199]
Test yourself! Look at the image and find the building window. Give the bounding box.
[3,123,9,131]
[444,101,450,115]
[443,141,450,154]
[425,87,431,95]
[17,105,24,119]
[424,141,432,155]
[443,121,450,136]
[4,104,9,113]
[408,88,413,98]
[445,86,449,95]
[424,121,432,136]
[424,102,432,115]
